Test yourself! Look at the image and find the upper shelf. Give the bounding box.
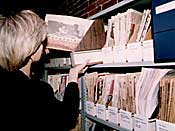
[88,0,151,22]
[90,61,175,68]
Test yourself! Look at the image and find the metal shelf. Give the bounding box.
[88,0,134,19]
[44,66,71,70]
[86,114,131,131]
[90,61,175,68]
[88,0,151,20]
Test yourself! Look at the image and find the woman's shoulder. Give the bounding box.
[31,79,54,93]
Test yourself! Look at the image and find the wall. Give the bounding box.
[61,0,122,18]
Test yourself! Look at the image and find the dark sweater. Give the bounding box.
[0,68,80,130]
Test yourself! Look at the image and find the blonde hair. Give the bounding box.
[0,10,47,71]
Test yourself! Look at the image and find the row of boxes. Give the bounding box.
[102,39,154,64]
[86,101,175,131]
[71,39,154,66]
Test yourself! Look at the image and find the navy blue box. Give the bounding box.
[152,0,175,63]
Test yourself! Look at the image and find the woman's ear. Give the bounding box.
[30,54,35,63]
[31,44,43,62]
[45,48,50,54]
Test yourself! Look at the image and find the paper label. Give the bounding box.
[108,106,119,124]
[86,101,95,116]
[134,115,148,131]
[142,40,154,62]
[96,104,106,120]
[102,47,113,64]
[127,42,142,63]
[156,119,175,131]
[155,1,175,14]
[119,110,133,130]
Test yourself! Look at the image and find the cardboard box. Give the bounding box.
[155,119,175,131]
[96,103,106,120]
[113,45,127,63]
[107,106,119,124]
[70,49,103,66]
[134,114,148,131]
[142,39,154,62]
[102,47,114,64]
[119,109,134,130]
[126,42,142,63]
[86,101,96,116]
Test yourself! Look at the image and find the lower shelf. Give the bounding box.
[86,114,130,131]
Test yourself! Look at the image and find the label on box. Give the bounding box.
[96,103,106,120]
[155,1,175,14]
[108,106,119,124]
[142,40,154,62]
[127,42,142,63]
[71,49,102,66]
[86,101,95,116]
[134,114,148,131]
[148,119,156,131]
[102,47,113,64]
[119,110,133,130]
[113,45,126,63]
[156,119,175,131]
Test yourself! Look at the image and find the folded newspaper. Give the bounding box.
[45,14,94,51]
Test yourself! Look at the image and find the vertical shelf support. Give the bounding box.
[42,70,48,82]
[81,76,88,131]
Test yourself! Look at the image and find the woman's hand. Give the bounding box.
[68,60,89,83]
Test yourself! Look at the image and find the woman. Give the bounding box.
[0,10,88,130]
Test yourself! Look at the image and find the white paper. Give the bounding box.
[136,68,171,118]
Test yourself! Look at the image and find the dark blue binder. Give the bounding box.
[152,0,175,63]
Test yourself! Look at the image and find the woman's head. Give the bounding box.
[0,10,47,71]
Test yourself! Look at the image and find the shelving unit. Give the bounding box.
[41,0,175,130]
[80,76,88,131]
[42,2,153,130]
[81,0,175,131]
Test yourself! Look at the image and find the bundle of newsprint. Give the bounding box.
[45,14,106,66]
